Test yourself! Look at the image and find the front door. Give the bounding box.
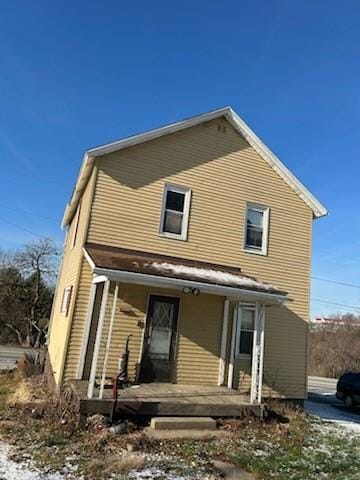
[140,295,179,383]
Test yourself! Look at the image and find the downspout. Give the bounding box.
[227,303,238,389]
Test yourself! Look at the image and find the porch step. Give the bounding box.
[150,416,216,431]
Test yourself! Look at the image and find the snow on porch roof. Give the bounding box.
[84,243,288,298]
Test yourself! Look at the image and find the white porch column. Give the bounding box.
[250,302,265,404]
[87,278,110,399]
[227,303,238,389]
[99,282,119,399]
[218,299,230,386]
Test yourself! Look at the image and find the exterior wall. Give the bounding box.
[227,303,308,399]
[82,117,313,399]
[64,281,224,386]
[47,170,96,384]
[55,116,315,399]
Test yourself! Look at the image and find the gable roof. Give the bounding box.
[62,106,327,227]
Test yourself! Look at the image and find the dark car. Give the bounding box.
[336,372,360,408]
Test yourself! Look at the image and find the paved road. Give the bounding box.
[308,375,338,403]
[307,375,360,430]
[0,345,35,370]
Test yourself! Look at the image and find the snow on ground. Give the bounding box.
[305,400,360,433]
[0,443,66,480]
[129,468,193,480]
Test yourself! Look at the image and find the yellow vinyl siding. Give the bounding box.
[47,170,96,384]
[174,293,223,385]
[58,116,312,398]
[63,258,93,380]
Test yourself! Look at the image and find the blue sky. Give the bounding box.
[0,1,359,317]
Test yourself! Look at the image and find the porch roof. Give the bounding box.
[84,243,289,303]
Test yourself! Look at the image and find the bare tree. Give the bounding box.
[13,238,58,347]
[309,313,360,377]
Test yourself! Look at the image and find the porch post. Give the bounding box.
[227,303,238,389]
[218,298,230,386]
[250,302,265,404]
[99,282,119,399]
[87,278,110,399]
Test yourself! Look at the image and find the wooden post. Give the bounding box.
[87,279,110,399]
[250,302,265,404]
[99,282,119,399]
[227,303,238,389]
[218,299,230,386]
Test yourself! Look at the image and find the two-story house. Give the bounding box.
[47,107,327,414]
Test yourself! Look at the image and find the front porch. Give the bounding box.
[72,381,263,417]
[73,243,289,417]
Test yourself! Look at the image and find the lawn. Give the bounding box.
[0,370,359,480]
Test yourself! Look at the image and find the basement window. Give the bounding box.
[159,184,191,240]
[236,305,255,357]
[244,204,269,255]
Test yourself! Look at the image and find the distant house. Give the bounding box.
[311,316,360,328]
[47,107,327,414]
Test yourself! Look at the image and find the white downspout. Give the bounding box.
[87,278,110,399]
[99,282,119,399]
[218,299,230,386]
[227,303,238,389]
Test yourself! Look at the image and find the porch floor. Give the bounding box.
[71,381,264,417]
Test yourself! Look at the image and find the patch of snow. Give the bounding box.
[128,467,212,480]
[305,400,360,433]
[0,443,67,480]
[150,262,281,292]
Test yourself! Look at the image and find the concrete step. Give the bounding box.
[150,416,216,431]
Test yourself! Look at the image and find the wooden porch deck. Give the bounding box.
[71,381,264,417]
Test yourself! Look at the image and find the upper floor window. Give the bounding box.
[236,305,255,357]
[244,204,269,255]
[159,184,191,240]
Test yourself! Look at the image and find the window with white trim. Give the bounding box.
[60,286,73,316]
[236,305,255,357]
[244,204,269,255]
[160,184,191,240]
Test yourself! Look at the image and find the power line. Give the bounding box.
[0,215,49,239]
[0,203,58,223]
[312,298,360,312]
[312,276,360,290]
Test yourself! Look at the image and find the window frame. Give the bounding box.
[159,183,192,241]
[235,304,256,359]
[243,203,270,256]
[60,286,73,317]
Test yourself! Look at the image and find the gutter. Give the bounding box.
[92,266,290,305]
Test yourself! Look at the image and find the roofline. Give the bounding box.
[92,265,290,304]
[61,106,328,228]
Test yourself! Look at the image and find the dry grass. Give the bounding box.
[4,371,350,480]
[8,377,45,406]
[16,352,44,378]
[84,454,144,476]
